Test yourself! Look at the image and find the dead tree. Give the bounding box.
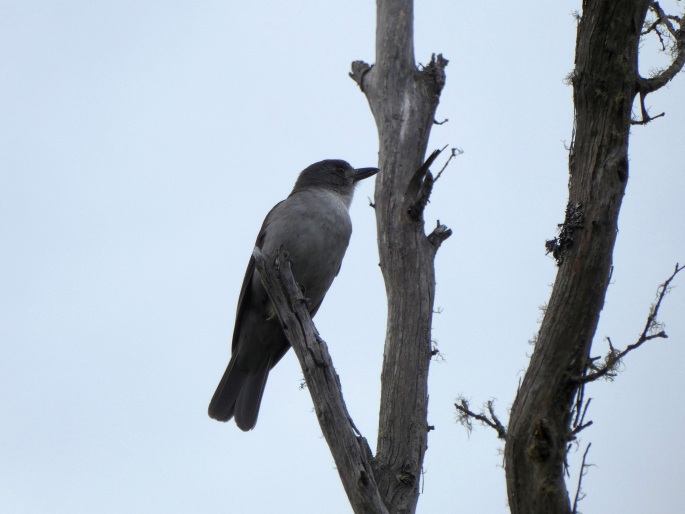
[451,2,685,513]
[455,1,684,512]
[247,1,683,513]
[349,1,450,511]
[253,1,448,513]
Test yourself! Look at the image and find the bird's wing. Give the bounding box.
[231,201,283,352]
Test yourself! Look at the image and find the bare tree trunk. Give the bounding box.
[504,2,651,512]
[351,1,449,512]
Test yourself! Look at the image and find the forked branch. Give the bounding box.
[454,397,507,440]
[633,2,685,123]
[578,263,684,383]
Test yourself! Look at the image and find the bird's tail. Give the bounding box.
[208,353,271,431]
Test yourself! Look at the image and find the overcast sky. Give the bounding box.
[1,1,684,513]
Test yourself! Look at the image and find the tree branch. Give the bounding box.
[571,443,593,514]
[570,391,593,438]
[433,146,463,183]
[578,263,683,383]
[634,2,685,122]
[406,148,442,222]
[427,220,452,248]
[252,246,388,514]
[454,397,507,440]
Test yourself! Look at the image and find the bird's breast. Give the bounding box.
[260,189,353,304]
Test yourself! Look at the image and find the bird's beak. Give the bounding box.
[353,167,380,182]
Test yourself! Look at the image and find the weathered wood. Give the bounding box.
[252,247,388,514]
[351,1,449,512]
[504,2,652,512]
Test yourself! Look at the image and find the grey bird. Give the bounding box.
[208,159,379,431]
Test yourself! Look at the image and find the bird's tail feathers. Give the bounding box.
[233,360,271,431]
[208,353,272,432]
[208,353,243,422]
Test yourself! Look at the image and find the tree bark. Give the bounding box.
[504,2,651,513]
[255,2,449,512]
[351,1,449,512]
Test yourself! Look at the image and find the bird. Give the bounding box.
[208,159,379,431]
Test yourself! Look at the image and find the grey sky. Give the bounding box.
[1,1,684,513]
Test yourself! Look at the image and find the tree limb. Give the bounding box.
[578,263,683,383]
[252,246,388,514]
[427,220,452,249]
[454,397,507,440]
[433,146,463,183]
[406,148,442,222]
[634,2,685,123]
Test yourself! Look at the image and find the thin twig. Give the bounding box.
[579,263,683,383]
[572,443,593,514]
[631,90,666,125]
[574,398,593,436]
[571,383,594,438]
[454,398,507,439]
[651,1,679,38]
[434,146,463,183]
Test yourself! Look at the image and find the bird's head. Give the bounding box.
[291,160,379,198]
